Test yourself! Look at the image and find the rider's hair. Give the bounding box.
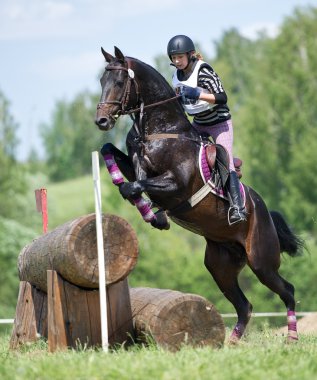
[191,52,203,60]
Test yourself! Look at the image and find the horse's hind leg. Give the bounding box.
[247,240,298,341]
[204,240,252,344]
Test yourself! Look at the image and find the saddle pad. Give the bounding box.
[198,144,246,206]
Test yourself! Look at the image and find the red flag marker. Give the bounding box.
[35,188,48,233]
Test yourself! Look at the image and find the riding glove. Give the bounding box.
[181,86,202,101]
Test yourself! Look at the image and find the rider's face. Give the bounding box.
[171,54,189,70]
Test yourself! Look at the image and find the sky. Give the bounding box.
[1,0,317,161]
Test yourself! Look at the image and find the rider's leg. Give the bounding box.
[228,171,247,225]
[193,119,246,225]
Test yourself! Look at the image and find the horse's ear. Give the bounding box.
[114,46,125,62]
[101,47,114,63]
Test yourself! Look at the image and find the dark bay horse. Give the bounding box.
[95,47,303,344]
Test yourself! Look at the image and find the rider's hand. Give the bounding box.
[181,86,202,101]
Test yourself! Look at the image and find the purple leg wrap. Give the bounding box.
[103,153,156,224]
[287,310,298,340]
[134,197,156,222]
[103,154,125,185]
[230,322,245,341]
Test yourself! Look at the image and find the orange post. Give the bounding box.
[35,188,48,233]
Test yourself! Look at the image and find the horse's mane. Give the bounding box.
[126,56,177,99]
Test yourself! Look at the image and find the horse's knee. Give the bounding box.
[100,142,115,156]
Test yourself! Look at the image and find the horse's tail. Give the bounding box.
[270,210,304,257]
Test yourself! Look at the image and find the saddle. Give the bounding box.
[205,144,243,181]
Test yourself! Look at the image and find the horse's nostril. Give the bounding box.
[95,117,108,126]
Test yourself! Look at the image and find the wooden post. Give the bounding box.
[35,188,48,233]
[9,281,47,349]
[47,270,134,352]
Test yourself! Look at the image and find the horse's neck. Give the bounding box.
[142,107,192,136]
[133,60,193,135]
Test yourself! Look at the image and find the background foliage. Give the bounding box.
[1,6,317,325]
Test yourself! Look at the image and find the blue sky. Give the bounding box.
[1,0,317,160]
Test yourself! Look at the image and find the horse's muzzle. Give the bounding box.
[95,102,119,130]
[95,117,109,131]
[95,116,115,131]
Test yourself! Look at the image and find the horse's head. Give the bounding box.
[95,46,139,131]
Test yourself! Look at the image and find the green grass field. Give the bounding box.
[3,176,316,379]
[1,330,316,380]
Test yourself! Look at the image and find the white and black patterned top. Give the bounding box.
[173,59,231,126]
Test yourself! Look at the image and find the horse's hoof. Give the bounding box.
[119,182,142,199]
[286,335,299,344]
[151,210,170,230]
[228,335,240,346]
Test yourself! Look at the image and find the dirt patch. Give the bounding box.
[277,312,317,335]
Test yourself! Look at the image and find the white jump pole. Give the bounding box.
[92,151,108,352]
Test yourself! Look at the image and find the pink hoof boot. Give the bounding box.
[229,323,245,345]
[287,310,298,342]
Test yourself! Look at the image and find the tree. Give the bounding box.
[41,92,131,181]
[0,89,28,220]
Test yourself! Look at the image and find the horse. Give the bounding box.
[95,46,303,344]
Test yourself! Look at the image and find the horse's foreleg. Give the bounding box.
[204,240,252,344]
[101,143,136,181]
[101,145,169,230]
[119,171,180,199]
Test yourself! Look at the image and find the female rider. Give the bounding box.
[167,34,246,225]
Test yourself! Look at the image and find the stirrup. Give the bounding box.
[228,206,247,226]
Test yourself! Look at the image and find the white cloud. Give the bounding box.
[32,50,102,80]
[240,22,280,40]
[0,0,74,40]
[0,0,183,41]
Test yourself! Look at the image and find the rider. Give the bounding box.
[167,34,246,225]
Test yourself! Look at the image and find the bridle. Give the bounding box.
[96,58,203,148]
[96,59,180,120]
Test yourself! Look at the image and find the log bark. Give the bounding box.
[130,287,225,351]
[18,213,138,292]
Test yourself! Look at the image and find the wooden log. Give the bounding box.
[9,281,47,349]
[47,270,134,351]
[18,213,138,292]
[130,287,225,351]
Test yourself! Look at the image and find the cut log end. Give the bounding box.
[130,287,225,351]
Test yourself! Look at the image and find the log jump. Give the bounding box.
[10,213,225,351]
[10,213,138,351]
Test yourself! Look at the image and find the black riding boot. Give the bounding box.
[228,171,247,225]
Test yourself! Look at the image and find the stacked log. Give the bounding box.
[18,213,138,291]
[130,287,225,351]
[10,213,138,350]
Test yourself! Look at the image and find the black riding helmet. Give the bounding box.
[167,35,195,61]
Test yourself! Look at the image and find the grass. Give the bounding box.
[46,175,99,229]
[1,329,317,380]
